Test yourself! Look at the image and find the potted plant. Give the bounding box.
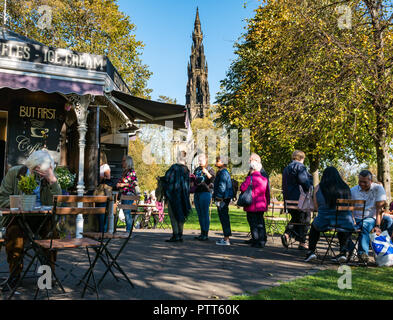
[18,174,38,210]
[54,166,76,194]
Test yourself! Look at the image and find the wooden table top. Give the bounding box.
[0,208,53,215]
[137,204,157,208]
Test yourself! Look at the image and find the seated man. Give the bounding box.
[0,150,61,289]
[350,170,393,263]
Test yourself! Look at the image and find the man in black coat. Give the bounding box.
[163,151,191,242]
[281,150,313,250]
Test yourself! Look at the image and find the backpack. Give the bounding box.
[231,179,239,200]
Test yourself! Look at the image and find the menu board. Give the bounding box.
[7,104,65,167]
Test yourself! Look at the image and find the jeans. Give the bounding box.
[97,202,108,233]
[194,192,212,232]
[353,215,393,255]
[382,215,393,237]
[246,212,267,244]
[122,199,135,232]
[217,199,232,237]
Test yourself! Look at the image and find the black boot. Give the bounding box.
[200,230,209,241]
[176,232,183,242]
[165,234,177,242]
[195,233,203,240]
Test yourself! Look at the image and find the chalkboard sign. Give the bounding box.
[7,104,65,167]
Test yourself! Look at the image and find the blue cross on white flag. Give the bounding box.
[372,234,393,257]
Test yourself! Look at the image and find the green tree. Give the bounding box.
[216,0,360,184]
[296,0,393,201]
[4,0,152,98]
[129,137,165,193]
[216,0,393,196]
[157,96,177,104]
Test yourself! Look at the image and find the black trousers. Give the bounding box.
[246,212,267,244]
[308,224,352,254]
[284,209,311,243]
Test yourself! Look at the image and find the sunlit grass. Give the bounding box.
[231,267,393,300]
[117,205,286,234]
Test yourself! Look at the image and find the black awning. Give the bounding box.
[109,90,187,130]
[118,124,140,133]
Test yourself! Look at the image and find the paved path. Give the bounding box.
[0,229,334,300]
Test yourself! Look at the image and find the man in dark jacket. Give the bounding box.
[213,156,234,246]
[163,151,191,242]
[281,150,313,250]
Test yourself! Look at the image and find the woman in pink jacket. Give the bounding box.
[240,160,270,248]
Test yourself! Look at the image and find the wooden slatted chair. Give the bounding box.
[320,199,366,265]
[24,195,111,300]
[265,201,286,242]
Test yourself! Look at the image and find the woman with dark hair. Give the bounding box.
[304,166,355,263]
[117,155,139,233]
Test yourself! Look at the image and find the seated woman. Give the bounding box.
[305,166,356,263]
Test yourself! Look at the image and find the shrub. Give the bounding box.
[18,174,38,195]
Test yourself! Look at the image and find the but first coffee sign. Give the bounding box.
[7,104,65,167]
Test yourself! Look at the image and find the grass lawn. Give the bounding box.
[231,266,393,300]
[117,205,287,234]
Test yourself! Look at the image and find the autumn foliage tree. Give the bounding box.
[3,0,152,97]
[216,0,393,199]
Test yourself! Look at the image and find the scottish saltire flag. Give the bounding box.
[372,234,393,257]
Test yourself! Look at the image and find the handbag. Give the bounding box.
[298,185,314,212]
[237,176,253,207]
[190,174,197,193]
[93,183,113,197]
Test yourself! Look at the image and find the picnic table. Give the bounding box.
[133,203,168,229]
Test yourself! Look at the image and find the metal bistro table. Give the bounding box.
[0,206,56,299]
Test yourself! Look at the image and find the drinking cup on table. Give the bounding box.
[10,195,21,210]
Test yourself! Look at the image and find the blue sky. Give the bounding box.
[117,0,261,105]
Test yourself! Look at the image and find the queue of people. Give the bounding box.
[1,147,393,293]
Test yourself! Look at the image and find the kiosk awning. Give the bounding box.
[109,90,187,130]
[0,71,103,96]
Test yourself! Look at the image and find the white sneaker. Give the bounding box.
[331,254,347,263]
[304,252,317,262]
[216,239,230,246]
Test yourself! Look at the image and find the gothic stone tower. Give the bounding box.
[186,7,210,121]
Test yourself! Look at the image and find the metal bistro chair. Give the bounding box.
[28,195,111,300]
[283,200,314,248]
[320,199,366,265]
[82,194,138,289]
[264,201,286,242]
[5,207,54,298]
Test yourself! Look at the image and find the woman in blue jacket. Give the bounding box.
[213,156,234,246]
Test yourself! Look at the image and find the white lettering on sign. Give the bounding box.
[16,135,43,155]
[0,41,105,71]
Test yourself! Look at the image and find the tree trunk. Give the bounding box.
[375,117,391,204]
[309,157,320,187]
